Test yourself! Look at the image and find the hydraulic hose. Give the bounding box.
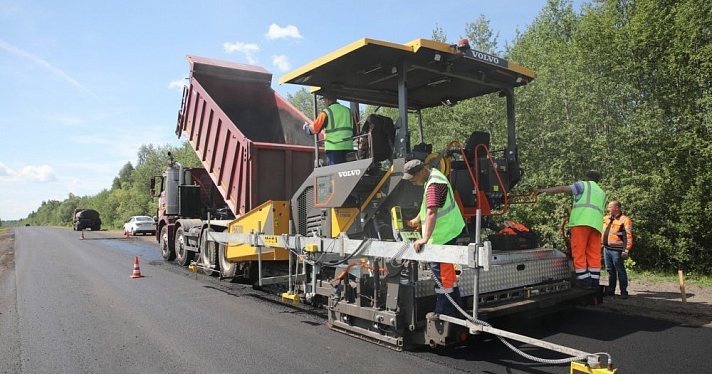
[430,272,608,365]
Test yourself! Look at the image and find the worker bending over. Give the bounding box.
[536,170,607,288]
[404,159,466,316]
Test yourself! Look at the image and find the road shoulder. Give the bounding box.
[0,228,22,373]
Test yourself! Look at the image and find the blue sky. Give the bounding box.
[0,0,560,220]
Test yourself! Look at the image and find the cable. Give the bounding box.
[319,238,372,267]
[388,241,411,267]
[430,272,599,365]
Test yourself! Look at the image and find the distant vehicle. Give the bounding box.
[72,209,101,231]
[123,216,157,236]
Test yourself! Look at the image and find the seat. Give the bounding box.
[359,114,395,162]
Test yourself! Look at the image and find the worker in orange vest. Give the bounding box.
[602,200,633,299]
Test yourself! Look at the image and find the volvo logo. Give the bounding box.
[338,169,361,177]
[472,51,499,64]
[464,50,507,67]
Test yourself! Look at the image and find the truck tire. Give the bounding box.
[199,228,219,274]
[218,243,238,281]
[174,227,194,266]
[160,226,175,261]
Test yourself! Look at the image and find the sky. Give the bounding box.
[0,0,563,220]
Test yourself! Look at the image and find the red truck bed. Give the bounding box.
[177,55,316,216]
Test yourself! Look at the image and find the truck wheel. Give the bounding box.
[199,228,219,274]
[218,243,238,281]
[174,227,194,267]
[160,226,175,261]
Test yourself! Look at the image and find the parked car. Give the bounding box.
[123,216,157,236]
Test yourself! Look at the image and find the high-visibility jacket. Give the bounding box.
[569,181,606,233]
[419,169,465,245]
[420,168,465,293]
[603,213,633,250]
[323,103,354,151]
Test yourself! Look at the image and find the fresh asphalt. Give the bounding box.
[2,227,711,373]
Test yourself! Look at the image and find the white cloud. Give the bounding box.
[0,162,56,183]
[168,79,187,90]
[223,41,260,64]
[271,55,291,72]
[0,39,92,94]
[265,24,303,40]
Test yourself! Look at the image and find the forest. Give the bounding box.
[13,0,711,275]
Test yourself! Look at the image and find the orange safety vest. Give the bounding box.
[602,214,633,250]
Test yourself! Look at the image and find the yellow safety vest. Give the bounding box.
[569,181,606,233]
[419,169,465,244]
[323,103,354,151]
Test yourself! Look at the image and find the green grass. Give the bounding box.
[601,268,712,287]
[634,270,712,287]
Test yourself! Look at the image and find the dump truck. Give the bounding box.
[72,208,101,231]
[153,39,614,372]
[151,56,317,279]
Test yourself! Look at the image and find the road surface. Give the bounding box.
[1,227,711,373]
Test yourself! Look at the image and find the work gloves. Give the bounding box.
[303,122,312,135]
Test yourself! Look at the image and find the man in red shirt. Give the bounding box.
[403,159,465,316]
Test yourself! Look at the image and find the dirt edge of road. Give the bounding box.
[0,229,14,274]
[1,228,711,327]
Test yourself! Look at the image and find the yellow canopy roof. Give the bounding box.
[280,38,535,109]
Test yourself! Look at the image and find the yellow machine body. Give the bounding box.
[331,208,360,238]
[226,200,290,262]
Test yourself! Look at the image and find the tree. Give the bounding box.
[464,15,500,54]
[113,162,134,189]
[286,87,319,118]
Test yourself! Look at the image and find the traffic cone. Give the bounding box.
[79,230,85,240]
[130,256,143,278]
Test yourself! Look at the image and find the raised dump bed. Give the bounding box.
[177,56,316,215]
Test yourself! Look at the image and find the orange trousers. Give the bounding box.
[570,226,602,276]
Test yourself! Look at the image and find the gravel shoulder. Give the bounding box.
[592,276,712,327]
[0,228,14,274]
[0,228,21,374]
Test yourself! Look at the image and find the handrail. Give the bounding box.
[446,140,480,200]
[473,143,509,216]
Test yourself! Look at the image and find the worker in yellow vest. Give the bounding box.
[303,95,356,165]
[535,170,607,288]
[404,159,466,316]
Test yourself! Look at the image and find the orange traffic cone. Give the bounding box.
[130,256,143,278]
[79,230,85,240]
